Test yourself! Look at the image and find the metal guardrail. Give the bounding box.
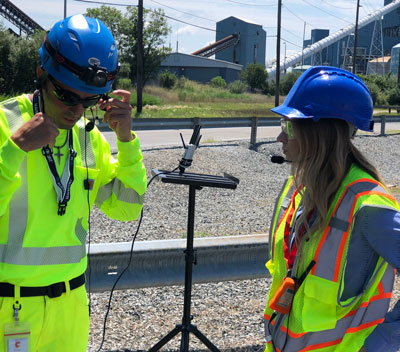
[98,115,400,146]
[86,234,270,292]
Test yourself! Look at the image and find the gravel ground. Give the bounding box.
[87,132,400,352]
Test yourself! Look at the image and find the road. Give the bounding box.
[102,122,400,149]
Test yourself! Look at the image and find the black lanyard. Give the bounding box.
[32,91,77,216]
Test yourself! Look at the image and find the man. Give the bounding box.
[0,14,146,351]
[264,66,400,351]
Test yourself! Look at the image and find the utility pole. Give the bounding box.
[275,0,282,107]
[64,0,67,18]
[301,22,306,69]
[352,0,361,74]
[137,0,143,113]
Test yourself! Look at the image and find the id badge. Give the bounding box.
[4,321,30,352]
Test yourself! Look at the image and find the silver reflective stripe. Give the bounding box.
[2,99,25,134]
[77,119,96,169]
[268,178,293,246]
[314,181,387,281]
[270,297,390,351]
[95,178,144,208]
[0,102,87,265]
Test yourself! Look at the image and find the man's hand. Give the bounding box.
[11,113,59,152]
[358,346,367,352]
[100,90,133,142]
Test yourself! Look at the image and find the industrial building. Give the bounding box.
[160,16,266,84]
[159,52,242,84]
[296,0,400,75]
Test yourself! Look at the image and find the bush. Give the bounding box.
[240,63,268,92]
[130,92,163,107]
[117,78,132,90]
[210,76,226,89]
[158,71,177,89]
[387,87,400,106]
[280,72,302,96]
[228,80,247,94]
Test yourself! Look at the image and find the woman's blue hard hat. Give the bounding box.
[271,66,374,132]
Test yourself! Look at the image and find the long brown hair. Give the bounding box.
[291,118,384,235]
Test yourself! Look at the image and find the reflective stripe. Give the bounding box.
[270,178,296,261]
[0,99,87,266]
[313,180,390,282]
[77,119,96,169]
[266,296,391,351]
[2,99,25,134]
[95,178,144,208]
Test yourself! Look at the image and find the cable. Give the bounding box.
[148,0,217,23]
[96,166,179,352]
[299,0,353,24]
[225,0,277,6]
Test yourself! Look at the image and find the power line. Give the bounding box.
[73,0,131,6]
[317,0,354,10]
[299,0,353,25]
[148,0,216,23]
[225,0,277,6]
[282,4,316,29]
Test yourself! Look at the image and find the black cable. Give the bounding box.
[96,166,179,352]
[85,119,92,315]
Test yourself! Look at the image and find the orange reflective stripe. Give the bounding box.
[346,318,384,333]
[299,338,343,351]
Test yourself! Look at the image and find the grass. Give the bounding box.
[131,79,276,118]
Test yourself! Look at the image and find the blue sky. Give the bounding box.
[4,0,389,63]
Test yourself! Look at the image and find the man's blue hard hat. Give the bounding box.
[271,66,374,132]
[39,14,119,94]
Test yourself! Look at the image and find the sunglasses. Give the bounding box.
[48,75,104,108]
[280,119,295,139]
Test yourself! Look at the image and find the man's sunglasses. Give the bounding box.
[48,75,106,108]
[280,118,295,139]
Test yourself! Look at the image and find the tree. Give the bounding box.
[279,71,302,96]
[240,63,268,92]
[0,29,43,95]
[86,6,171,86]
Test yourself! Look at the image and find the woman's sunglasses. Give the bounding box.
[48,75,105,108]
[280,119,295,139]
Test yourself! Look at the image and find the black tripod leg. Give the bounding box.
[148,325,182,352]
[189,324,221,352]
[179,327,190,352]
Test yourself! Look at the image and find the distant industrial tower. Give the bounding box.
[215,16,266,68]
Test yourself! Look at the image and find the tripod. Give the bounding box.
[149,169,239,352]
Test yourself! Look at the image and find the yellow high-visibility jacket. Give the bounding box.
[0,94,147,287]
[264,165,400,351]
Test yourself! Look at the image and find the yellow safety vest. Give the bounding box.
[264,165,400,351]
[0,94,147,287]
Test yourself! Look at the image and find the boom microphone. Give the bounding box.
[270,155,288,164]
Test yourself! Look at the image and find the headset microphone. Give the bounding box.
[85,120,95,132]
[270,155,288,164]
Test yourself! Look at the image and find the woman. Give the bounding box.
[264,66,400,352]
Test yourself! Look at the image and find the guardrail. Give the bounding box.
[98,115,400,147]
[86,234,270,292]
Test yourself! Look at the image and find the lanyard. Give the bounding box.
[283,190,315,270]
[32,91,77,216]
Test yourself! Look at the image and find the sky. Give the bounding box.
[3,0,390,64]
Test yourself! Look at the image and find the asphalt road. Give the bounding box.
[102,122,400,149]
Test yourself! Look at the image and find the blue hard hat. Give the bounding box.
[39,14,119,94]
[272,66,374,132]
